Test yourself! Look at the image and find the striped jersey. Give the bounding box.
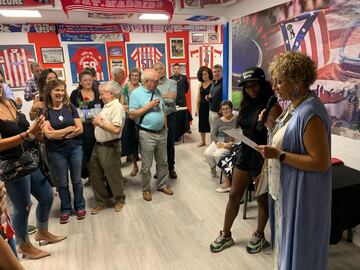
[130,46,163,70]
[0,48,34,88]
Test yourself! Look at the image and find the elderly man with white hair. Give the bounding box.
[90,82,126,215]
[110,66,125,98]
[129,69,174,201]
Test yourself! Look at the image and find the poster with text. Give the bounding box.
[126,43,166,71]
[68,43,108,84]
[0,44,36,88]
[232,0,360,140]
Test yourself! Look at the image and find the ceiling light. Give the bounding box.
[0,10,41,18]
[139,13,169,20]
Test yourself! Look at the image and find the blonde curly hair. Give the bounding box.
[269,51,317,88]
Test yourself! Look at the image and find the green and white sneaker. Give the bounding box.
[246,231,270,254]
[210,231,234,253]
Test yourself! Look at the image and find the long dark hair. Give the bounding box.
[38,68,57,100]
[237,80,274,126]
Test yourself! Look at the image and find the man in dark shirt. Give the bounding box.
[207,64,223,132]
[170,63,189,107]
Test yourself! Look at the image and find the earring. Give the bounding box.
[292,87,300,99]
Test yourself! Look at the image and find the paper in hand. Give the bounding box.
[223,129,259,151]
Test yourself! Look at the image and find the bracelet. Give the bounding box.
[19,131,29,141]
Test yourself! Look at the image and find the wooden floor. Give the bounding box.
[22,129,360,270]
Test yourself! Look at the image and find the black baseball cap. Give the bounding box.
[238,67,265,87]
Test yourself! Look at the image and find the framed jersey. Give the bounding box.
[126,43,166,71]
[0,44,36,88]
[68,43,109,84]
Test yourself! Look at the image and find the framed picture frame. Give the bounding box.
[110,59,124,69]
[208,33,219,43]
[41,47,64,64]
[191,33,204,43]
[170,38,185,59]
[52,68,66,80]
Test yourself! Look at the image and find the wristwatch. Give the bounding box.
[279,151,286,162]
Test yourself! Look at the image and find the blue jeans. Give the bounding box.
[48,145,85,213]
[5,168,53,245]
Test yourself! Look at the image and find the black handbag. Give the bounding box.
[0,147,38,183]
[0,100,38,182]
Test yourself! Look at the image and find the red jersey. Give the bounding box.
[71,47,105,80]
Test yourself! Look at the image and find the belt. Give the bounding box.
[139,126,164,134]
[96,138,120,147]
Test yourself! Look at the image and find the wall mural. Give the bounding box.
[68,43,109,84]
[232,0,360,140]
[0,44,36,88]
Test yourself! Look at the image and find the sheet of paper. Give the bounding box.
[223,129,259,151]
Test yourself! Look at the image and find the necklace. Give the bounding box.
[53,107,64,122]
[269,90,312,143]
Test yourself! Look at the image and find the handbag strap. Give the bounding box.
[138,90,155,127]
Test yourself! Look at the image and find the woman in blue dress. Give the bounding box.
[258,51,331,270]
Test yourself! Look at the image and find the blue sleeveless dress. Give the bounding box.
[275,93,332,270]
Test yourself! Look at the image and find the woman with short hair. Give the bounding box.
[259,51,331,270]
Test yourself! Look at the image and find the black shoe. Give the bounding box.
[169,170,177,179]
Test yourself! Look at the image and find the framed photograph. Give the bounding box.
[191,33,204,43]
[208,33,219,43]
[52,68,65,80]
[41,47,64,64]
[111,59,124,69]
[108,46,123,57]
[170,38,185,59]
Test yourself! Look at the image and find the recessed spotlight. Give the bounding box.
[139,13,169,20]
[0,10,41,18]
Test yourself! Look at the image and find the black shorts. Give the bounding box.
[234,143,264,177]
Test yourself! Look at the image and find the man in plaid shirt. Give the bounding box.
[24,61,42,101]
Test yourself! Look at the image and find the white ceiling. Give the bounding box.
[0,0,288,25]
[0,0,226,25]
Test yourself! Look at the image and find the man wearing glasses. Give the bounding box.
[129,69,174,202]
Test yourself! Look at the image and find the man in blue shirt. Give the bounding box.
[129,69,174,201]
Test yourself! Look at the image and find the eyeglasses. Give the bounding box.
[221,108,232,112]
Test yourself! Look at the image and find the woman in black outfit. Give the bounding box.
[196,66,213,147]
[70,70,102,184]
[210,67,282,254]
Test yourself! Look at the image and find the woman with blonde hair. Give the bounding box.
[259,51,331,270]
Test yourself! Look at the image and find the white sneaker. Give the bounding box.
[216,187,231,193]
